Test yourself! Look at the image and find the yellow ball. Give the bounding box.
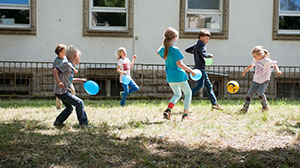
[227,80,239,94]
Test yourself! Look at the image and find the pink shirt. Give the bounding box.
[251,58,277,83]
[117,58,131,83]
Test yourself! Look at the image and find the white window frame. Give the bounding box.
[278,9,300,34]
[185,0,223,33]
[0,1,31,29]
[89,0,128,31]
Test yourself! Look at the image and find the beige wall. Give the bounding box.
[0,0,299,66]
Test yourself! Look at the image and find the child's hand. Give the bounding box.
[58,82,64,88]
[242,71,246,76]
[133,55,137,59]
[191,71,196,77]
[73,68,78,74]
[121,71,127,75]
[277,71,282,76]
[81,78,87,82]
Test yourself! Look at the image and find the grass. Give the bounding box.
[1,98,300,167]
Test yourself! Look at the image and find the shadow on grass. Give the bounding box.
[1,119,300,168]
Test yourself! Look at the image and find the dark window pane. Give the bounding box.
[92,12,126,27]
[0,9,29,24]
[279,16,300,29]
[93,0,125,8]
[280,0,300,11]
[188,0,219,10]
[277,83,300,98]
[0,0,28,5]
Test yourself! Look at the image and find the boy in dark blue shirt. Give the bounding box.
[185,28,223,110]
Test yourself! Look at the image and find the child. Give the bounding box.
[53,45,88,128]
[53,44,77,110]
[240,46,282,113]
[185,28,223,110]
[157,27,195,120]
[116,47,139,106]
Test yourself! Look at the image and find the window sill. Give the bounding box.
[83,29,133,37]
[179,31,228,39]
[0,27,36,35]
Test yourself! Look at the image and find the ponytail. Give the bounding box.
[163,27,178,60]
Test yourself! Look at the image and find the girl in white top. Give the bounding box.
[116,47,139,106]
[240,46,282,113]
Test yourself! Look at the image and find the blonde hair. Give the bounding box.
[117,47,126,60]
[65,45,81,61]
[163,27,178,59]
[55,44,67,55]
[251,46,270,58]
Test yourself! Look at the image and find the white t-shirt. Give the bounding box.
[251,57,277,83]
[117,57,131,83]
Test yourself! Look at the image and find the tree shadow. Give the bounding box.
[1,119,300,168]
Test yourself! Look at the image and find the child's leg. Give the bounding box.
[257,81,270,108]
[179,81,192,113]
[192,70,205,95]
[243,82,259,110]
[128,80,139,94]
[120,83,129,106]
[54,94,74,125]
[56,97,62,110]
[168,83,182,106]
[55,92,88,126]
[70,84,76,95]
[203,72,218,105]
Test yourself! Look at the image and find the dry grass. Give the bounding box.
[1,98,300,167]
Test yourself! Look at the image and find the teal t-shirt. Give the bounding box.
[158,46,188,83]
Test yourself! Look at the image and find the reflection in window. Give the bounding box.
[90,0,127,30]
[0,0,30,27]
[185,0,222,32]
[279,0,300,33]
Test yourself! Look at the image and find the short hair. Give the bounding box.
[65,45,81,61]
[198,28,211,39]
[55,44,67,55]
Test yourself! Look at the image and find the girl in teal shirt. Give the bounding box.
[157,27,195,120]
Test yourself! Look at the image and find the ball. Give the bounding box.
[227,80,239,94]
[190,69,202,81]
[84,80,100,95]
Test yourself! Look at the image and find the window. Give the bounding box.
[179,0,229,39]
[83,0,134,37]
[273,0,300,40]
[0,0,36,34]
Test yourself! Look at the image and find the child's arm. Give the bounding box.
[130,55,137,68]
[72,78,87,83]
[185,44,195,54]
[116,65,126,75]
[273,64,282,76]
[176,60,196,76]
[242,65,254,76]
[53,68,64,88]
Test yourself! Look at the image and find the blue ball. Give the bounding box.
[84,80,99,95]
[122,75,132,85]
[190,69,202,81]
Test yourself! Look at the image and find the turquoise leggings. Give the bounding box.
[168,81,192,111]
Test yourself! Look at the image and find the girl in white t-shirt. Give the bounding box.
[240,46,282,113]
[116,47,139,106]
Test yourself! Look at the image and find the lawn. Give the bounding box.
[0,98,300,167]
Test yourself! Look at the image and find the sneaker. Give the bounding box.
[80,124,91,129]
[53,121,65,128]
[239,108,248,114]
[262,106,269,112]
[182,113,190,120]
[163,109,171,120]
[56,106,62,110]
[212,104,224,111]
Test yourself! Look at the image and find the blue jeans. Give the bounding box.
[121,80,139,106]
[192,70,217,105]
[169,81,192,111]
[243,81,269,110]
[54,91,88,125]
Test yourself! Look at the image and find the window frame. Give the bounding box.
[179,0,229,39]
[83,0,134,37]
[0,0,36,35]
[273,0,300,40]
